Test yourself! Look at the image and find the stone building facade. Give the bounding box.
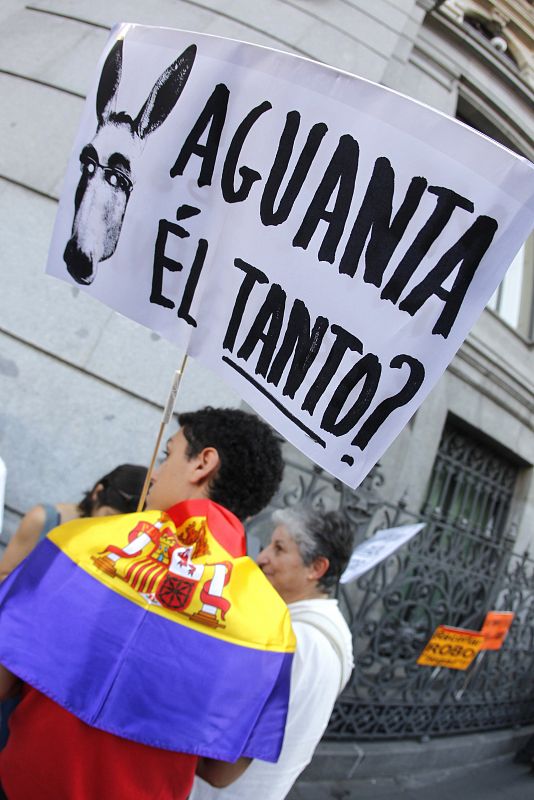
[2,0,531,553]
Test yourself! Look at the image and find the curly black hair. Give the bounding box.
[177,407,284,521]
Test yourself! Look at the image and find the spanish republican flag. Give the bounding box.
[0,499,295,762]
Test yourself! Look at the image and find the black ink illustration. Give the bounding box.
[63,39,197,284]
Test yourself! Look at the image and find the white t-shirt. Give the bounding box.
[189,598,353,800]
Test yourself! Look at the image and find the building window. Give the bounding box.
[422,420,518,540]
[456,97,534,340]
[486,228,533,341]
[463,14,518,67]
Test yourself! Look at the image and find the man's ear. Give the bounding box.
[190,447,221,486]
[91,483,104,501]
[309,556,329,582]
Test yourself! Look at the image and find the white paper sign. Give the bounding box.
[340,523,425,583]
[46,23,534,488]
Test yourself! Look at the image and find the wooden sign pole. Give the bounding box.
[136,353,189,512]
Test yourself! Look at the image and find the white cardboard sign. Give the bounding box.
[46,23,534,488]
[340,523,425,583]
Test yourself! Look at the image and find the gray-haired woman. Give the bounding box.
[193,505,355,799]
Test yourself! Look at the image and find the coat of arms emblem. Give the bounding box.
[91,515,232,628]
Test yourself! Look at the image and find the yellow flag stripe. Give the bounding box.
[48,513,296,654]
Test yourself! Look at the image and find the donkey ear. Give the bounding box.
[96,39,123,127]
[135,44,197,139]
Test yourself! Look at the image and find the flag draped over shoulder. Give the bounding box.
[0,499,295,762]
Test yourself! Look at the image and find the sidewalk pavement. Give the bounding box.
[287,753,532,799]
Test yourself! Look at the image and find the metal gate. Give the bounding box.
[248,450,534,740]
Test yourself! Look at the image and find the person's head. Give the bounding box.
[145,407,284,521]
[257,506,354,604]
[78,464,147,517]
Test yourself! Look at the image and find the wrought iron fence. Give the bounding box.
[248,453,534,740]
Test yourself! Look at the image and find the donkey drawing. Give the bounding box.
[63,39,197,285]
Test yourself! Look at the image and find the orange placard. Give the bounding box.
[479,611,514,651]
[417,625,485,670]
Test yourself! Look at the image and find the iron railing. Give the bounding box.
[248,452,534,740]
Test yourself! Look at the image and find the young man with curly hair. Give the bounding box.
[147,407,283,522]
[0,407,285,800]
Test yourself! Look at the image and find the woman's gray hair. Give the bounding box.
[272,505,354,593]
[272,507,317,564]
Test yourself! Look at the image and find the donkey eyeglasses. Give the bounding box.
[79,152,133,195]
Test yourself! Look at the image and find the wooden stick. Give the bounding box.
[136,353,189,512]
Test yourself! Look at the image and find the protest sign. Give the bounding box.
[479,610,515,651]
[340,522,424,583]
[46,23,534,488]
[417,625,485,670]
